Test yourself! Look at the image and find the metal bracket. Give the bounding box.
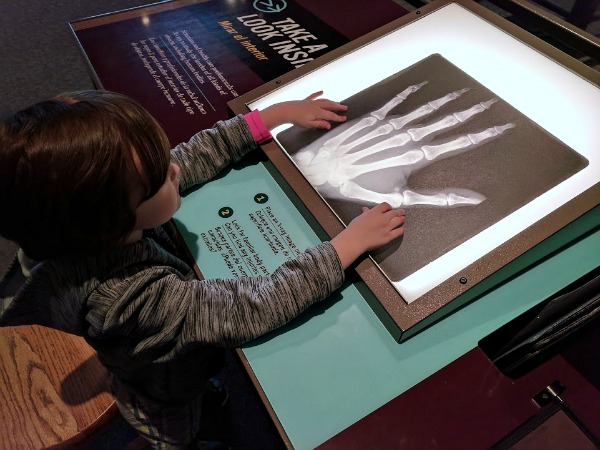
[533,380,566,407]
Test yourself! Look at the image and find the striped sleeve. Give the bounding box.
[86,241,344,360]
[170,115,257,192]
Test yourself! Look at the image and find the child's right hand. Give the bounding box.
[331,202,406,269]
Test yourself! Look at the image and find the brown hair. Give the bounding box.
[0,90,171,260]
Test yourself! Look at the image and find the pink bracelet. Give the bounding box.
[244,109,273,144]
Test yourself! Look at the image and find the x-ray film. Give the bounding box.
[276,54,588,299]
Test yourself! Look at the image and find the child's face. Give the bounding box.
[134,162,181,230]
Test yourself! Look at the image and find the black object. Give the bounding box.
[492,380,600,449]
[479,264,600,378]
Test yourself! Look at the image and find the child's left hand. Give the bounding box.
[260,91,348,131]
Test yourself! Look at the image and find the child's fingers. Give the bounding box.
[389,215,405,230]
[378,203,405,217]
[305,91,324,100]
[389,225,405,239]
[376,205,406,233]
[394,208,406,218]
[372,202,392,213]
[317,109,347,123]
[308,113,347,129]
[315,99,348,113]
[309,119,333,130]
[327,113,347,124]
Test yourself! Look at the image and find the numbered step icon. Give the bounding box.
[254,193,269,204]
[218,207,234,218]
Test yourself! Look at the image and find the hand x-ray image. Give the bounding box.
[277,54,588,287]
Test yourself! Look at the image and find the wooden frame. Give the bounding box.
[229,0,600,341]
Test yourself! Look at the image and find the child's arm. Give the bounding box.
[106,204,404,349]
[332,203,406,269]
[172,92,347,191]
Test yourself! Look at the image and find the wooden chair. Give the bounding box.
[0,324,130,449]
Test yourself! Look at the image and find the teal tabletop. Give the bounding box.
[174,158,600,449]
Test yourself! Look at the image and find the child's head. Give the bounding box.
[0,90,172,260]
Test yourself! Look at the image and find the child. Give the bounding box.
[0,90,406,448]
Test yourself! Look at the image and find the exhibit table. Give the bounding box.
[71,0,600,447]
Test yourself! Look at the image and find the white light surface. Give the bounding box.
[248,3,600,303]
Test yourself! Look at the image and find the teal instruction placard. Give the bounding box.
[174,158,322,277]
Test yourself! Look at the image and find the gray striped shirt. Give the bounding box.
[0,115,344,444]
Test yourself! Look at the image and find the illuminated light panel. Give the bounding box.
[247,2,600,303]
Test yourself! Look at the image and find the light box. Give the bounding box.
[228,0,600,341]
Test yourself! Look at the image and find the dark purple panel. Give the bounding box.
[72,0,407,144]
[317,348,600,449]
